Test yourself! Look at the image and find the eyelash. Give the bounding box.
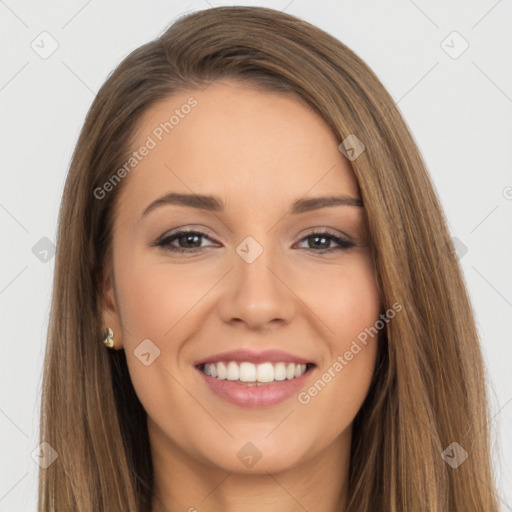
[152,228,355,254]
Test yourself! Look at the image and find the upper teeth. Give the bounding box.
[202,361,308,383]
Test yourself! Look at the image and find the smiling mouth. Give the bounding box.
[196,361,316,385]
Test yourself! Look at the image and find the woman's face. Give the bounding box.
[102,80,381,475]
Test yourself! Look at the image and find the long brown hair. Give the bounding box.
[38,6,500,511]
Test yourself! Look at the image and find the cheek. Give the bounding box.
[113,250,202,339]
[293,255,381,422]
[297,253,381,349]
[112,251,197,421]
[115,245,381,369]
[332,259,381,385]
[331,264,381,345]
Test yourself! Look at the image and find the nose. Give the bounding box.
[217,241,296,330]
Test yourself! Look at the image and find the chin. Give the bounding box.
[195,434,311,475]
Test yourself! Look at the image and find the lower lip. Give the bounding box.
[196,366,315,408]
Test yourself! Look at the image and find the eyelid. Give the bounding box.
[151,228,216,249]
[155,225,217,241]
[151,225,356,255]
[299,226,352,240]
[294,227,355,251]
[154,225,353,245]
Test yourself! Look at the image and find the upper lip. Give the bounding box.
[193,349,315,367]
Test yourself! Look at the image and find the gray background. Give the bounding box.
[0,1,511,510]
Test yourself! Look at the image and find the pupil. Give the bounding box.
[311,235,328,249]
[182,234,200,247]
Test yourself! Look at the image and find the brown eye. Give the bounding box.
[151,228,355,255]
[296,230,355,253]
[153,230,215,253]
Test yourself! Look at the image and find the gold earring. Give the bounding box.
[103,327,115,349]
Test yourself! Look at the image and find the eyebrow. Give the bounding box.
[140,192,363,220]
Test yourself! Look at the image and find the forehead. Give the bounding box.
[117,80,360,215]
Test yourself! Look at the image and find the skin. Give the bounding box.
[101,80,382,512]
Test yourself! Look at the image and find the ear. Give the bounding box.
[100,261,124,350]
